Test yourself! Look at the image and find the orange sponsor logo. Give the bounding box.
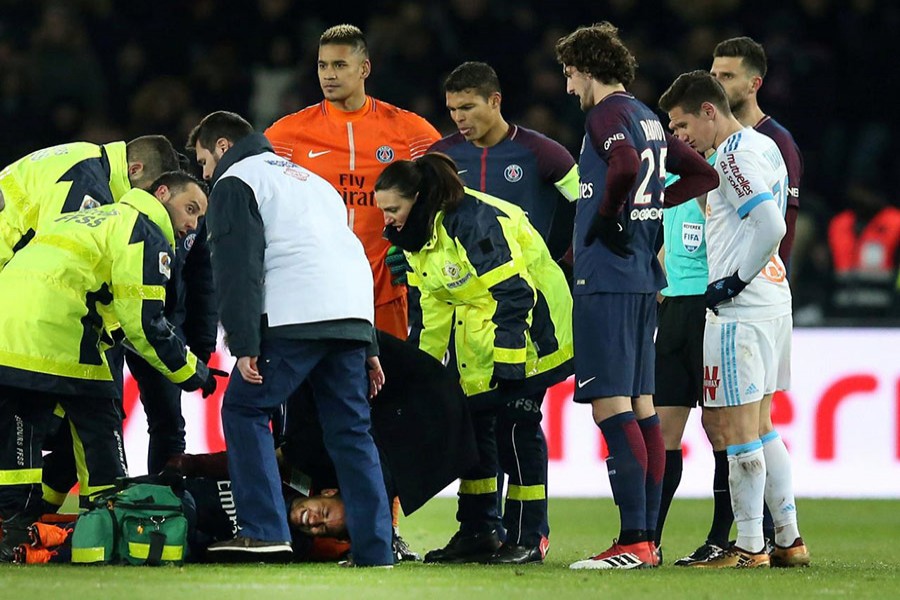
[761,256,786,283]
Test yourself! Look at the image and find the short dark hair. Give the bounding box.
[444,62,501,99]
[659,70,731,115]
[186,111,254,152]
[320,24,367,56]
[375,153,465,213]
[713,36,767,78]
[149,170,208,197]
[126,135,181,187]
[555,22,636,86]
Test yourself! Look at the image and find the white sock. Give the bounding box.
[728,441,766,553]
[761,431,801,546]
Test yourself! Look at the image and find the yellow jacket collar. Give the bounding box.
[118,188,176,250]
[421,212,444,250]
[104,141,132,202]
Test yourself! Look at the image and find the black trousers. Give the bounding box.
[126,351,186,474]
[40,413,78,506]
[457,391,549,547]
[0,385,126,517]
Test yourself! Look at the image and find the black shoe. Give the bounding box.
[0,513,35,563]
[483,538,548,565]
[392,529,421,562]
[206,536,293,563]
[674,541,727,566]
[423,529,502,564]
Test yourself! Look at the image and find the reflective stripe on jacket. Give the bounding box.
[408,188,573,403]
[0,189,206,396]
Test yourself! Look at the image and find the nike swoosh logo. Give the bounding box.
[577,377,596,388]
[308,150,331,158]
[457,169,468,175]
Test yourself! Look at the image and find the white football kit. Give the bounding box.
[703,128,792,406]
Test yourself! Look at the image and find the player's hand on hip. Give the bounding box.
[237,356,263,384]
[705,271,749,315]
[585,213,633,258]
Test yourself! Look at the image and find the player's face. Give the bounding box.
[710,56,756,114]
[446,89,501,147]
[563,65,594,111]
[194,141,226,181]
[318,43,369,104]
[667,105,716,154]
[158,182,207,239]
[289,492,347,539]
[376,188,416,230]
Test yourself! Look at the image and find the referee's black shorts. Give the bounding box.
[654,294,706,408]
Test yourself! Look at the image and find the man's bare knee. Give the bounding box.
[657,406,690,450]
[701,407,728,450]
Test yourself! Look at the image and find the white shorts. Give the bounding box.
[702,314,791,407]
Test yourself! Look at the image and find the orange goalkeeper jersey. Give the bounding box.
[265,97,441,306]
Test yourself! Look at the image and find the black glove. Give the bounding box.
[200,367,229,398]
[490,373,524,393]
[705,271,749,315]
[193,349,212,365]
[585,213,633,258]
[385,245,409,286]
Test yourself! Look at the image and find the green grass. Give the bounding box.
[3,498,897,599]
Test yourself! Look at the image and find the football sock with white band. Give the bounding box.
[761,430,801,546]
[727,440,766,553]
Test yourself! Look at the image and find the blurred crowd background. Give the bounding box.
[1,0,897,324]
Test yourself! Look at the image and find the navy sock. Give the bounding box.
[618,529,647,546]
[707,449,733,546]
[638,414,665,539]
[598,412,647,537]
[655,449,683,546]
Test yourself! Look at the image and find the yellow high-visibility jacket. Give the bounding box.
[0,188,207,397]
[407,188,573,407]
[0,141,131,270]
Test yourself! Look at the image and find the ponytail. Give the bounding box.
[375,153,465,214]
[414,153,465,212]
[375,153,467,252]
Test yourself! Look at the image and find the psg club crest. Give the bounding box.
[504,164,523,183]
[183,231,196,252]
[376,145,395,163]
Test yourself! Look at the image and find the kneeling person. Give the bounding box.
[0,172,222,523]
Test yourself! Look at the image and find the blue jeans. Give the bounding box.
[222,338,392,565]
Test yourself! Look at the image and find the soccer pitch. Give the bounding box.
[3,498,896,599]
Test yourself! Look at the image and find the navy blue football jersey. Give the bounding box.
[575,92,668,294]
[429,125,577,241]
